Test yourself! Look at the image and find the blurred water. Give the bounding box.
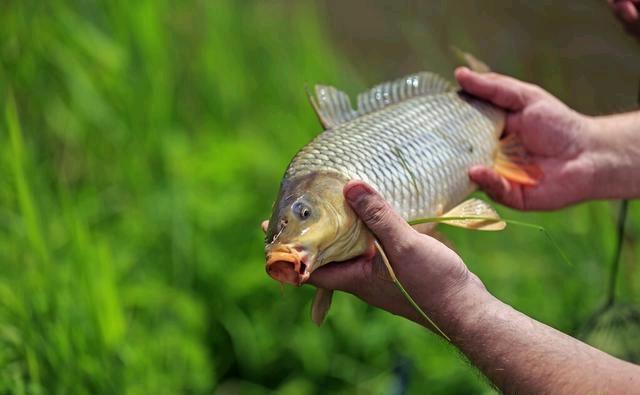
[319,0,640,114]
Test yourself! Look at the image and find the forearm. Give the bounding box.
[433,276,640,394]
[586,111,640,200]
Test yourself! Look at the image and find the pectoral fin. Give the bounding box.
[311,288,334,326]
[439,198,506,231]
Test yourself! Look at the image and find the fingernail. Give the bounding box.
[345,184,370,203]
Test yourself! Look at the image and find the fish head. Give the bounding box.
[265,172,372,286]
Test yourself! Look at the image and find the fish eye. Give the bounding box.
[292,201,312,220]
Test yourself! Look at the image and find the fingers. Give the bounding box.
[611,0,640,22]
[261,220,268,233]
[469,166,525,210]
[455,67,540,111]
[307,258,365,292]
[343,180,417,254]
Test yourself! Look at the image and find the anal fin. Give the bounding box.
[440,198,506,231]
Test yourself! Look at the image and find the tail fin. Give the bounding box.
[494,134,542,186]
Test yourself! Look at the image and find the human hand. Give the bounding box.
[608,0,640,38]
[264,180,485,330]
[455,67,597,210]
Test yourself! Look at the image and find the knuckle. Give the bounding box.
[530,85,545,96]
[485,72,499,80]
[362,201,389,229]
[525,84,547,101]
[442,256,471,289]
[507,89,525,109]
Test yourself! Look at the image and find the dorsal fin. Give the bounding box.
[356,72,455,115]
[451,47,491,73]
[307,72,455,129]
[307,85,358,129]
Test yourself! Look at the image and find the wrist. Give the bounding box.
[427,271,497,338]
[583,113,640,200]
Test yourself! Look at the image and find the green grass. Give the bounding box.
[1,1,639,394]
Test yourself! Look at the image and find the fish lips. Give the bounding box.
[265,244,312,286]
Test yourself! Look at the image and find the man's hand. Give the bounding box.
[608,0,640,38]
[456,67,596,210]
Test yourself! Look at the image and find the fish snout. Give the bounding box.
[265,245,311,285]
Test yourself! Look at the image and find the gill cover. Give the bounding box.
[264,171,371,286]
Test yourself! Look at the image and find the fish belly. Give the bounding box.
[286,92,503,221]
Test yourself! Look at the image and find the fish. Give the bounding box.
[264,62,539,325]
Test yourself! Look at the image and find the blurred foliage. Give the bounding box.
[0,0,639,394]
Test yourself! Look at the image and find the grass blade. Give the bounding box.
[374,240,451,341]
[409,216,572,267]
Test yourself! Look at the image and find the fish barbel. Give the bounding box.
[264,69,538,324]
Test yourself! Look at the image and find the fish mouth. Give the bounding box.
[265,245,311,286]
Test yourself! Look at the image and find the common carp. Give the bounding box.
[264,67,538,324]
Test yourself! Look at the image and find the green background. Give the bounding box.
[1,1,639,394]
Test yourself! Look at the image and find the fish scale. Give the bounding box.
[285,91,503,220]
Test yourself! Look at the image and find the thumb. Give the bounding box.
[455,67,540,111]
[344,180,416,254]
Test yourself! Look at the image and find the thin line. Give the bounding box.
[409,216,573,267]
[392,146,420,197]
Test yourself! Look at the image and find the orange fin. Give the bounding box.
[494,133,542,186]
